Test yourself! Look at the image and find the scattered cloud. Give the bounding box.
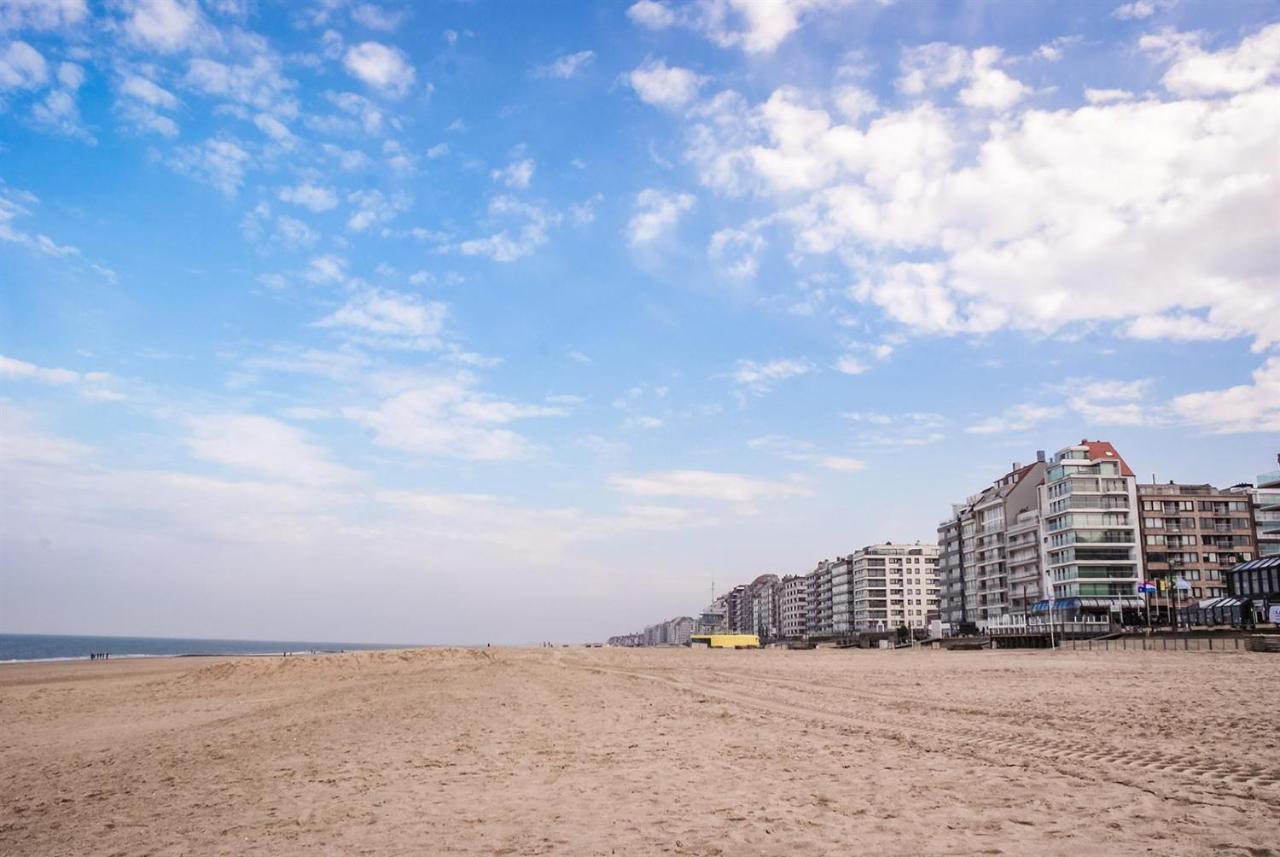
[278,182,338,212]
[731,357,813,394]
[627,188,695,245]
[187,413,357,485]
[966,403,1057,434]
[610,468,806,507]
[316,289,448,350]
[343,40,414,97]
[627,58,705,110]
[532,49,595,79]
[491,157,534,189]
[1170,357,1280,434]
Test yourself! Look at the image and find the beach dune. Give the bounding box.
[2,646,1277,855]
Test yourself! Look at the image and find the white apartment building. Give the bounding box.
[849,543,940,632]
[830,556,853,635]
[1038,440,1144,604]
[805,560,834,639]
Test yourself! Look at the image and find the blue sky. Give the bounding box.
[1,0,1277,644]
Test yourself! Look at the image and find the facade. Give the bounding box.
[778,574,808,640]
[1260,468,1280,555]
[1138,483,1255,600]
[748,574,781,643]
[805,560,834,640]
[937,515,966,627]
[830,556,854,636]
[1226,555,1280,620]
[1230,465,1280,558]
[1039,440,1144,604]
[937,458,1046,629]
[849,543,940,632]
[1006,508,1043,618]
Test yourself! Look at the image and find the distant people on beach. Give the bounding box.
[89,652,109,660]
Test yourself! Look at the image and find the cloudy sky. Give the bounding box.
[2,0,1277,644]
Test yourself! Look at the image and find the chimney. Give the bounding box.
[1036,450,1046,462]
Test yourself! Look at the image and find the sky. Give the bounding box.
[1,0,1277,645]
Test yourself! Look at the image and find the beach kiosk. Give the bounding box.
[688,633,760,649]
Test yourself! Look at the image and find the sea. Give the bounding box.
[0,633,415,664]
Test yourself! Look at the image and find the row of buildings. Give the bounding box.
[611,442,1280,645]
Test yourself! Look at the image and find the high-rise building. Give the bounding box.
[805,560,834,640]
[937,458,1046,629]
[1137,483,1256,600]
[1039,440,1144,608]
[1230,462,1280,558]
[1006,508,1043,619]
[849,543,940,631]
[748,574,780,642]
[830,556,853,635]
[778,574,808,640]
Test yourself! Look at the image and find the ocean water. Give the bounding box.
[0,633,414,663]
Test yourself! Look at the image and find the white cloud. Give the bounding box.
[278,182,338,212]
[532,49,595,79]
[820,456,865,472]
[834,355,868,375]
[897,43,969,95]
[187,414,356,485]
[491,157,534,189]
[899,43,1027,110]
[708,227,763,277]
[343,372,567,461]
[959,47,1029,110]
[627,188,695,245]
[0,353,80,384]
[1124,313,1238,342]
[346,188,409,231]
[316,289,448,350]
[1170,357,1280,434]
[610,469,805,506]
[304,254,347,284]
[0,187,82,257]
[0,353,124,400]
[183,52,296,113]
[456,195,558,262]
[120,72,178,107]
[1112,1,1156,20]
[966,402,1057,434]
[0,0,88,32]
[122,0,207,53]
[1153,23,1280,96]
[675,26,1280,350]
[1084,87,1132,104]
[0,40,47,90]
[626,0,857,54]
[731,357,813,394]
[626,0,676,29]
[350,4,406,32]
[170,138,250,194]
[627,58,705,110]
[343,41,414,97]
[425,142,448,158]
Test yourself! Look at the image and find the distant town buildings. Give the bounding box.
[609,448,1280,645]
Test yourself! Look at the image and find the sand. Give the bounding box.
[2,646,1277,856]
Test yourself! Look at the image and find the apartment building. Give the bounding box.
[937,515,966,627]
[778,574,808,640]
[1038,440,1144,607]
[830,556,853,636]
[849,543,940,631]
[1229,463,1280,558]
[748,574,780,642]
[805,560,834,640]
[1138,483,1256,600]
[1006,508,1043,618]
[937,458,1046,629]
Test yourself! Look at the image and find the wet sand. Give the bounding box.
[2,646,1277,856]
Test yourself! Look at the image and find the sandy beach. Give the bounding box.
[2,646,1277,856]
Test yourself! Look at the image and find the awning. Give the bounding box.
[1192,596,1246,609]
[1031,596,1146,614]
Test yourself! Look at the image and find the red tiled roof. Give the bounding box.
[1083,440,1135,477]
